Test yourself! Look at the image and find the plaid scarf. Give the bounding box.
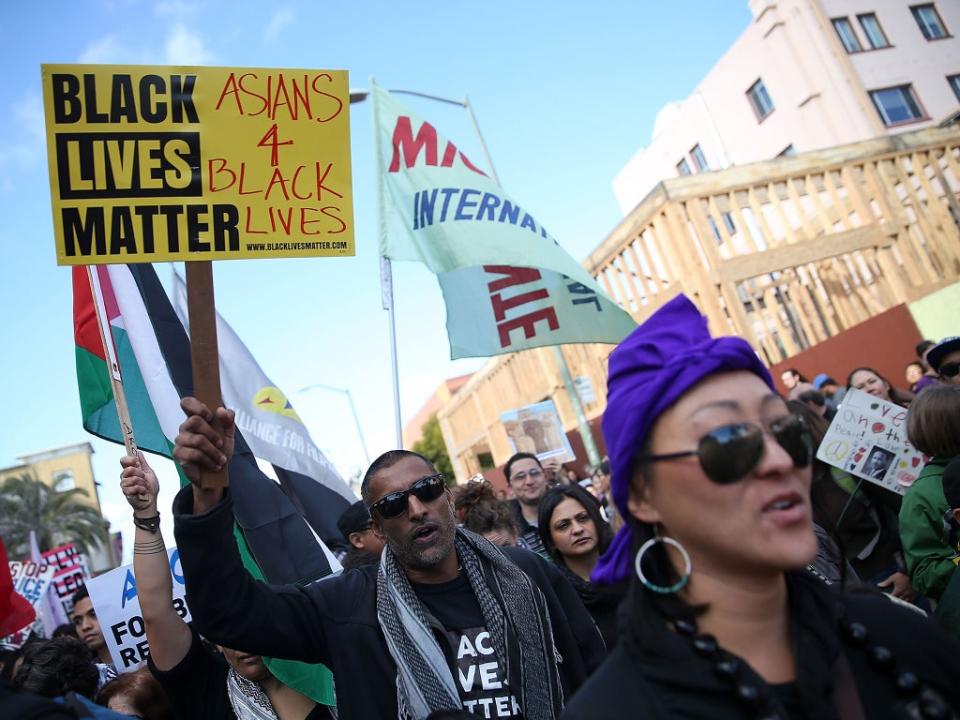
[226,668,278,720]
[376,528,563,720]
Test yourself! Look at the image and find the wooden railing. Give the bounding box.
[585,126,960,365]
[438,126,960,480]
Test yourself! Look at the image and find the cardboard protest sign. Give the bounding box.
[8,561,56,609]
[2,618,44,649]
[41,542,88,617]
[816,388,928,496]
[42,64,354,265]
[85,548,191,672]
[0,562,53,647]
[500,399,575,464]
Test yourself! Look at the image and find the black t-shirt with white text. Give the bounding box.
[411,573,523,719]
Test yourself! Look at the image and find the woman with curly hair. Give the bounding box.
[452,479,521,547]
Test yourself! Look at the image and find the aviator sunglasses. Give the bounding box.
[939,361,960,379]
[635,414,812,485]
[369,473,447,518]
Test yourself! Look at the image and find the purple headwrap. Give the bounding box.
[591,294,774,584]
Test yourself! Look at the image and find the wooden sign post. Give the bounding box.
[185,261,228,488]
[43,64,355,489]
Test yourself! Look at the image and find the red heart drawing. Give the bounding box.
[853,453,864,463]
[911,457,920,468]
[871,422,885,433]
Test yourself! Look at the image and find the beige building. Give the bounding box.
[0,442,102,513]
[614,0,960,213]
[402,374,472,449]
[0,442,117,572]
[438,125,960,482]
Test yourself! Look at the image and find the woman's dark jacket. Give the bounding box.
[562,572,960,719]
[556,563,627,650]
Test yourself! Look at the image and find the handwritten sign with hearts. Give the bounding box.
[816,389,928,496]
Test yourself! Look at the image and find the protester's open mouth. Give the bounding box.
[761,491,807,524]
[411,524,439,544]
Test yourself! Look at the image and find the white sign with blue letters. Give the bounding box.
[85,548,191,671]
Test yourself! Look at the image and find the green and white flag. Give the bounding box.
[372,83,636,359]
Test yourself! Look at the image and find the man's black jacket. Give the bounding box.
[172,487,606,720]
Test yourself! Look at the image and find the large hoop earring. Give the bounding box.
[634,535,692,594]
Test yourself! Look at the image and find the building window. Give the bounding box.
[53,470,75,492]
[747,79,775,121]
[778,144,796,157]
[949,74,960,101]
[869,85,926,126]
[832,17,863,52]
[676,158,692,176]
[690,144,709,172]
[858,13,890,49]
[911,4,949,40]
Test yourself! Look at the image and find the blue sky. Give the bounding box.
[0,0,750,560]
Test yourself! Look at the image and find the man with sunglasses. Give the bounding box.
[927,336,960,386]
[169,398,605,720]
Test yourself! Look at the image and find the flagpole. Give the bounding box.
[86,267,147,513]
[371,79,404,450]
[86,267,139,461]
[365,84,601,464]
[461,105,602,469]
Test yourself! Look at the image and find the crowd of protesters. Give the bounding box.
[2,311,960,719]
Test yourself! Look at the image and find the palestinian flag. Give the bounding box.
[74,265,179,458]
[72,263,338,706]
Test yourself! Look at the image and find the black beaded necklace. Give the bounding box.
[670,611,955,719]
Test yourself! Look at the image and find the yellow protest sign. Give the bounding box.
[42,64,354,265]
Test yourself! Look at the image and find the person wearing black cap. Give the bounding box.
[336,500,383,570]
[926,336,960,386]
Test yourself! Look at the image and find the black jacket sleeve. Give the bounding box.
[172,486,336,665]
[502,547,607,689]
[536,552,608,673]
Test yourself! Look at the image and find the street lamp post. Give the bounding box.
[350,86,601,467]
[298,383,370,466]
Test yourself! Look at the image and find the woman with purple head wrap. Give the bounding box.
[563,295,960,720]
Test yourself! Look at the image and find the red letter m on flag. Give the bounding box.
[388,116,487,177]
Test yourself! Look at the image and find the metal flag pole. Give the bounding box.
[464,100,601,468]
[370,79,404,449]
[297,383,371,466]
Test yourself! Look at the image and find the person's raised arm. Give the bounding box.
[172,397,235,514]
[120,452,191,671]
[170,397,333,665]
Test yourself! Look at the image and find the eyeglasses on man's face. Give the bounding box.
[510,467,544,483]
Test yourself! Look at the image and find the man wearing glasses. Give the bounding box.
[504,453,552,559]
[170,398,605,720]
